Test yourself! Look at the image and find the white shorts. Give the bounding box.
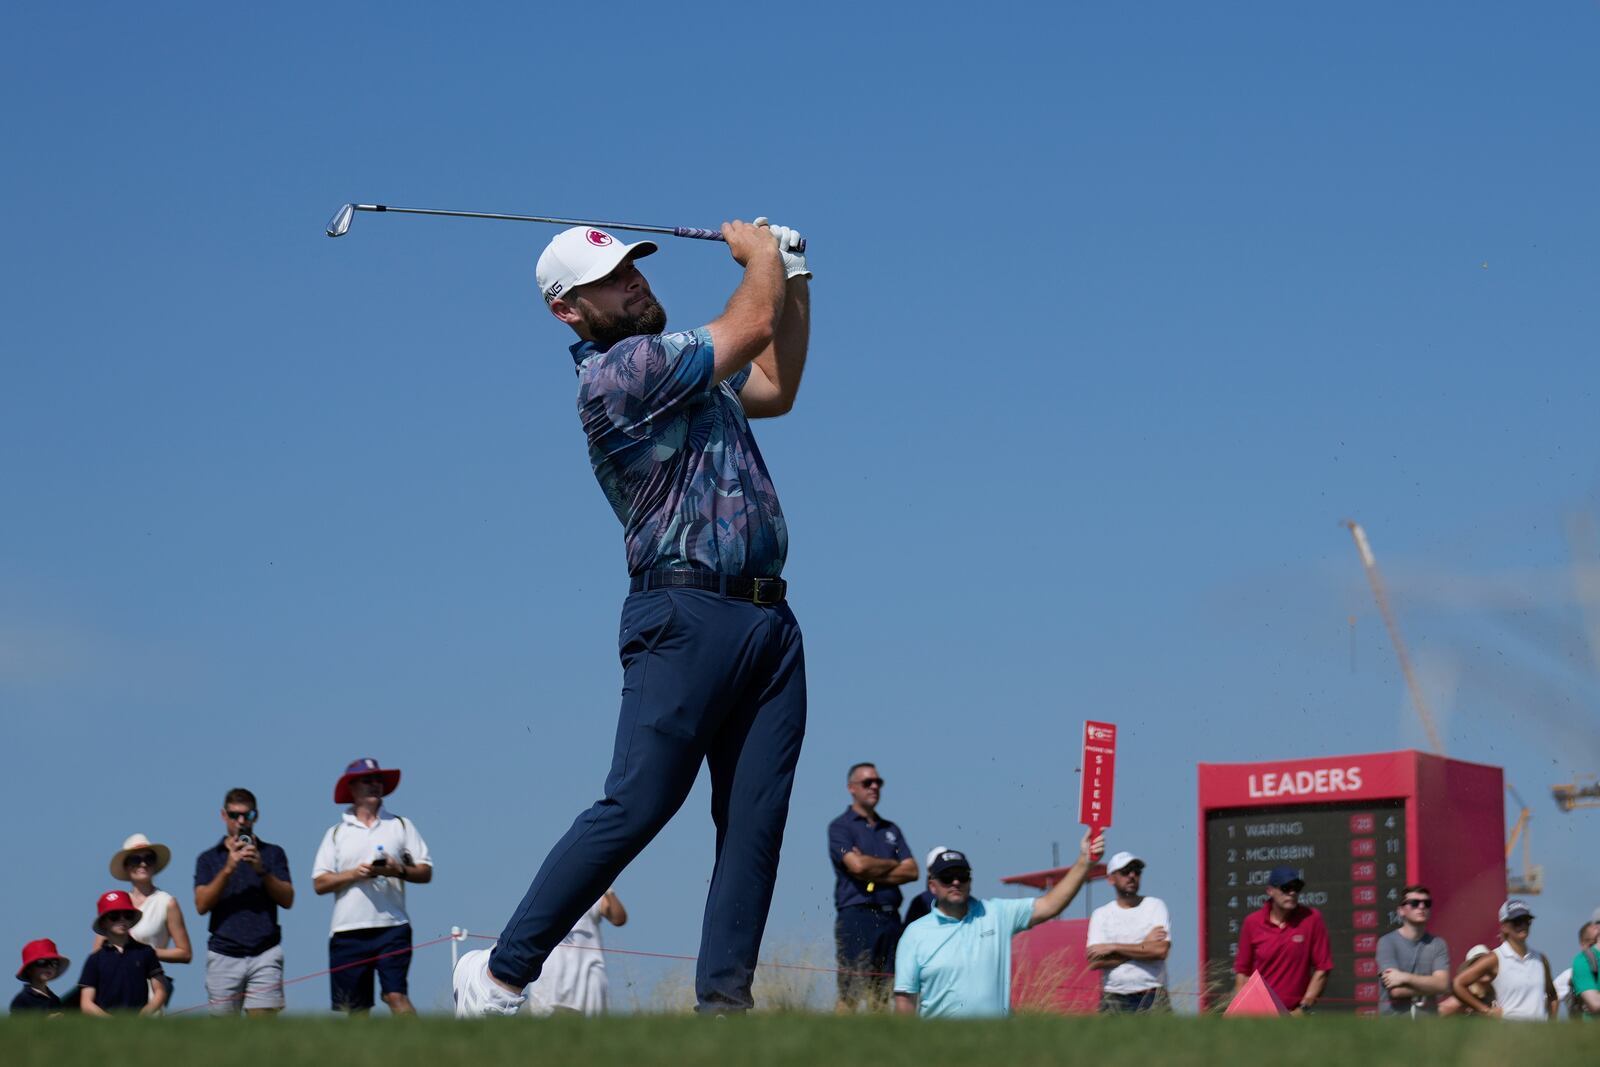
[206,944,286,1014]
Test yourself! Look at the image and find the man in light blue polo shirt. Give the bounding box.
[895,831,1103,1018]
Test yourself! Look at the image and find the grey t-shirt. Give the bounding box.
[1376,929,1450,1014]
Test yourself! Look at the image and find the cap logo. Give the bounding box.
[585,229,613,247]
[104,893,118,902]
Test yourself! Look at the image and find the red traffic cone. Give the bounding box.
[1224,971,1289,1016]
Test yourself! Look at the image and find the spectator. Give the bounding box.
[1450,900,1556,1020]
[901,845,947,928]
[1376,884,1450,1016]
[524,889,628,1016]
[194,787,293,1016]
[1085,851,1170,1012]
[893,831,1103,1019]
[828,762,917,1012]
[1437,944,1495,1016]
[102,833,192,1005]
[1562,919,1598,1018]
[312,758,433,1015]
[1232,865,1332,1014]
[79,891,166,1016]
[11,939,70,1016]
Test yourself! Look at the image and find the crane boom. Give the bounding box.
[1344,521,1446,755]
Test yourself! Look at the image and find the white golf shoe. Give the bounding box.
[452,947,527,1018]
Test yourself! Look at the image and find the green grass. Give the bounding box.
[1,1013,1592,1067]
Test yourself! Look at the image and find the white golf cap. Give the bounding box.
[925,845,948,871]
[1107,851,1144,873]
[1464,943,1492,963]
[536,226,657,304]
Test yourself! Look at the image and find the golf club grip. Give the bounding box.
[672,227,807,253]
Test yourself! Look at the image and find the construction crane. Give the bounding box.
[1505,785,1544,895]
[1552,777,1600,812]
[1343,521,1542,894]
[1343,521,1446,754]
[1553,514,1600,813]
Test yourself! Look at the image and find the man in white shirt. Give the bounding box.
[1085,851,1170,1012]
[311,758,433,1015]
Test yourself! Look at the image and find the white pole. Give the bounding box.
[451,926,467,972]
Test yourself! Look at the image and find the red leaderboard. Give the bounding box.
[1196,750,1505,1013]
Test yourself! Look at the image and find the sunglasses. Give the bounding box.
[1403,898,1432,908]
[126,853,159,867]
[936,871,971,884]
[225,810,257,821]
[854,778,884,789]
[1507,916,1533,927]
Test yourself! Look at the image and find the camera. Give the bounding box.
[236,829,254,847]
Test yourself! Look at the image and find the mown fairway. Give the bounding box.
[2,1013,1592,1067]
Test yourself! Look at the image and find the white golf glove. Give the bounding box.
[754,217,811,280]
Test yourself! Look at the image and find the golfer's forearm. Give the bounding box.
[752,279,808,410]
[711,257,784,379]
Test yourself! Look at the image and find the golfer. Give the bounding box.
[454,218,812,1016]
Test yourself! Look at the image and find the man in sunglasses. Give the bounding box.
[894,832,1103,1018]
[828,762,917,1011]
[1376,884,1451,1016]
[1232,865,1331,1015]
[1085,851,1171,1012]
[193,788,294,1016]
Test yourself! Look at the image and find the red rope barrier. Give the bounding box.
[162,927,1385,1012]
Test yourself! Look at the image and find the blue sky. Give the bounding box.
[3,2,1597,1011]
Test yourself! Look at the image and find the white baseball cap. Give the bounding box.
[1107,851,1144,873]
[536,226,656,304]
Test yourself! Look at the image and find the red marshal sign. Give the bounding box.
[1078,720,1117,833]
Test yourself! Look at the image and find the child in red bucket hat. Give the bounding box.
[79,891,167,1016]
[12,939,70,1015]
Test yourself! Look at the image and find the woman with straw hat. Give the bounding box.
[98,833,191,1003]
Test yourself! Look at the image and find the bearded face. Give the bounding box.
[574,292,667,349]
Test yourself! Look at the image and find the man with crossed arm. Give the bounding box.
[829,762,918,1011]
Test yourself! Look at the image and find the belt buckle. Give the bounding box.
[749,577,780,605]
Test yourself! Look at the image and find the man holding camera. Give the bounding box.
[312,758,433,1015]
[194,788,294,1016]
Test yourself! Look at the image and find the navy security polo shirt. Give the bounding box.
[829,807,912,910]
[194,837,292,957]
[79,941,164,1012]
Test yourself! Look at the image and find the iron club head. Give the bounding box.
[325,203,356,238]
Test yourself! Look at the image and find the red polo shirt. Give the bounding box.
[1234,903,1333,1009]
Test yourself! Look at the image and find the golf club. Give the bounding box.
[325,203,804,251]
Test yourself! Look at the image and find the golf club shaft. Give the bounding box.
[339,204,803,252]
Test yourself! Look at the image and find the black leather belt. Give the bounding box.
[630,570,787,605]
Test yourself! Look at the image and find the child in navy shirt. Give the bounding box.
[11,938,70,1016]
[80,891,166,1015]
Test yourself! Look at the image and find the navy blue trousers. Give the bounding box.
[490,588,807,1011]
[834,905,902,1007]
